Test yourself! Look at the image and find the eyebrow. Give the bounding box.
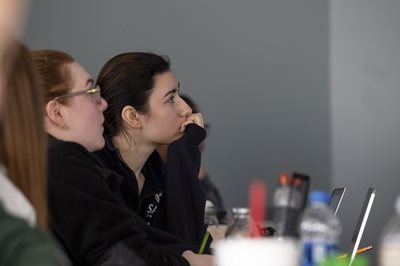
[163,89,178,98]
[163,84,180,98]
[85,79,94,88]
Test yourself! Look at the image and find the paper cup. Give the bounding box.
[215,238,300,266]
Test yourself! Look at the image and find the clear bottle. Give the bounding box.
[204,200,219,226]
[378,195,400,266]
[225,207,250,239]
[300,191,341,266]
[273,173,302,236]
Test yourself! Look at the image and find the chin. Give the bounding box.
[92,139,105,152]
[98,138,106,149]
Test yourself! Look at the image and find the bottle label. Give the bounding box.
[302,241,338,266]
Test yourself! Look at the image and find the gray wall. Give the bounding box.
[23,0,400,263]
[24,0,330,209]
[331,0,400,263]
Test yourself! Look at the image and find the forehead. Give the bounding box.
[66,62,92,91]
[150,71,178,98]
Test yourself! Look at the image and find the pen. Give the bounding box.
[337,246,373,259]
[198,230,210,254]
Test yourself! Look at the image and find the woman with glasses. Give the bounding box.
[93,52,209,247]
[32,49,214,266]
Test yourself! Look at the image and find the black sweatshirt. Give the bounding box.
[48,136,197,266]
[92,124,209,246]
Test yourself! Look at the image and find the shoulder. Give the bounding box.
[47,136,106,188]
[48,136,92,160]
[47,136,98,172]
[0,207,61,266]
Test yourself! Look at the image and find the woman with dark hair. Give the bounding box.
[32,49,214,266]
[94,52,208,246]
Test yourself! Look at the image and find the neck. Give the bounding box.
[111,133,155,178]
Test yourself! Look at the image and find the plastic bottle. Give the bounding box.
[225,207,250,239]
[300,191,341,266]
[199,200,219,254]
[273,173,302,236]
[378,195,400,266]
[204,200,219,226]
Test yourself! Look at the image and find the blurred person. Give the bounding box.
[93,52,209,246]
[0,41,62,265]
[157,94,226,223]
[32,49,214,266]
[0,41,46,228]
[0,0,28,57]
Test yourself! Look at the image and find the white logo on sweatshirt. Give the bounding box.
[155,192,162,203]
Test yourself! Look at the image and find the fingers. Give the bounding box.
[189,113,204,127]
[182,250,216,266]
[180,113,204,132]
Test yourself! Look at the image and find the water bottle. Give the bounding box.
[204,200,219,226]
[300,191,341,266]
[378,195,400,266]
[273,173,303,236]
[198,200,219,254]
[225,207,250,239]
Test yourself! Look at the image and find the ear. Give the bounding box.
[45,100,67,128]
[121,105,142,129]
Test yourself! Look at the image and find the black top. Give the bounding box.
[92,124,209,246]
[48,135,196,266]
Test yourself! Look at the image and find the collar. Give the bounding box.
[102,133,164,197]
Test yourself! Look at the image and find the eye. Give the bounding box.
[168,94,175,103]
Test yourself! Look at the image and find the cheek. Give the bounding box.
[163,115,181,131]
[87,111,101,122]
[75,107,102,131]
[148,109,181,133]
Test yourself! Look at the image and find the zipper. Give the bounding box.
[116,149,161,212]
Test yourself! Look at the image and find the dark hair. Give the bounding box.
[96,52,170,137]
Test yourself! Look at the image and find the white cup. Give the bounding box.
[215,238,300,266]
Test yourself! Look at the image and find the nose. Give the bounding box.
[179,97,192,117]
[99,97,108,111]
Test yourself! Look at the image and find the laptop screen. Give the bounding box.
[347,187,375,266]
[329,187,346,217]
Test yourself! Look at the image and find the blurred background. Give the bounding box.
[23,0,400,263]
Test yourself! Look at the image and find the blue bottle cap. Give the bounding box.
[309,191,330,204]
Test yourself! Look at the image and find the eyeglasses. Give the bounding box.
[53,85,102,104]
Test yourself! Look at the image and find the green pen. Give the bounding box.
[198,229,210,254]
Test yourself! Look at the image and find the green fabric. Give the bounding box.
[0,206,61,266]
